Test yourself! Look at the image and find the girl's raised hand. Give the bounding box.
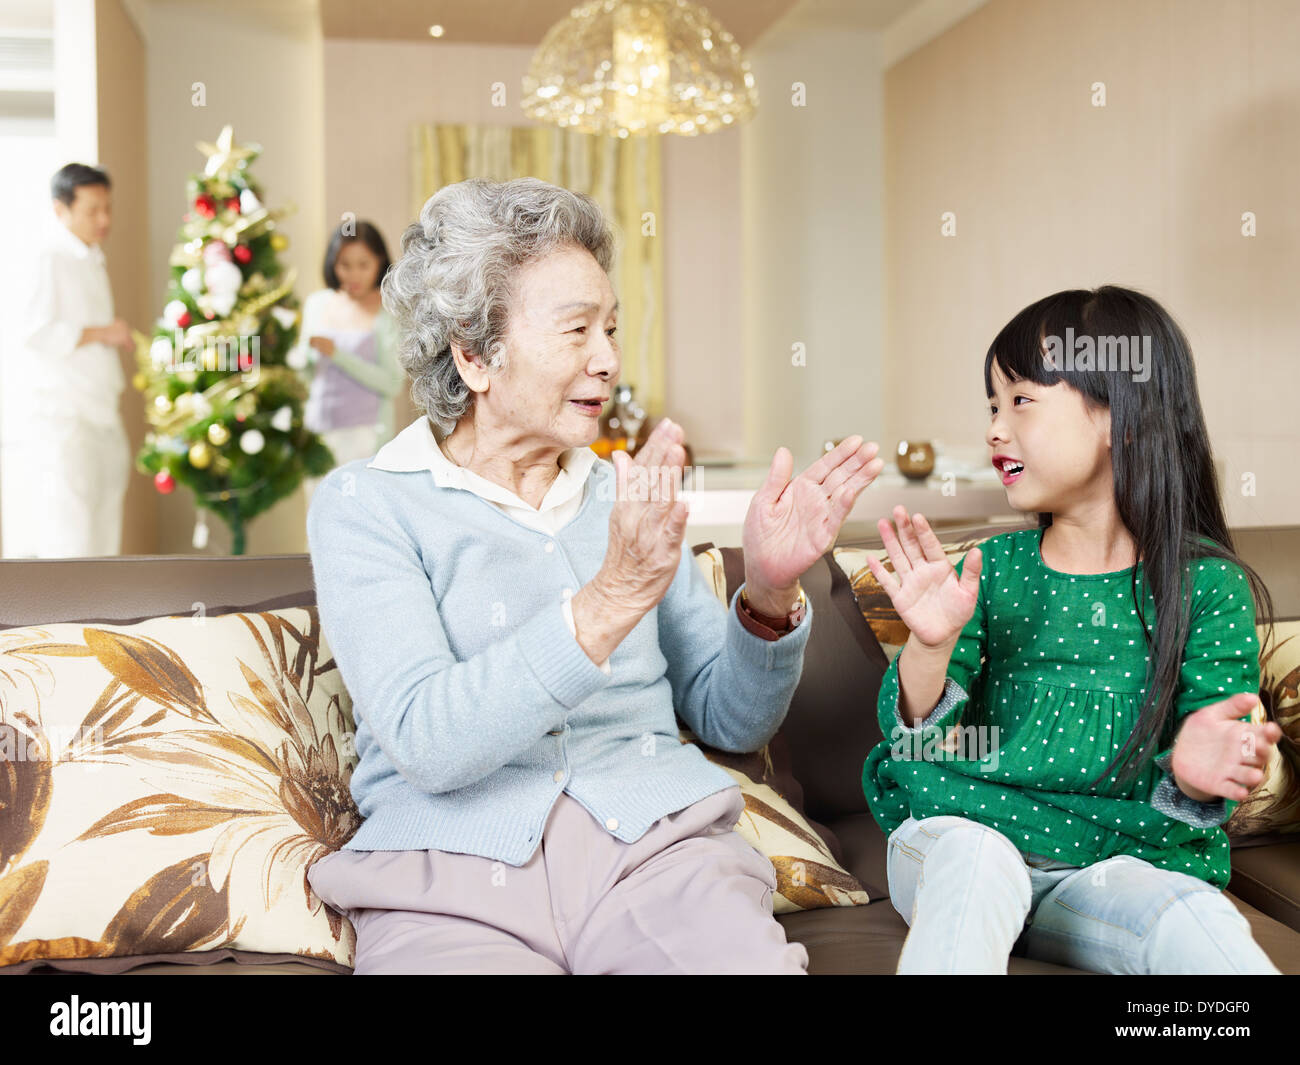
[1169,693,1283,802]
[864,505,982,650]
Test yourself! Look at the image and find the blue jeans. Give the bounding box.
[886,815,1280,974]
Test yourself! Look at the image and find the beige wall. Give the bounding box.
[742,0,888,472]
[95,0,153,554]
[883,0,1300,528]
[321,37,745,460]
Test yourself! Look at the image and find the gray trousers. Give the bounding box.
[307,785,809,974]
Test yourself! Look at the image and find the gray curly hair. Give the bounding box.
[380,177,618,436]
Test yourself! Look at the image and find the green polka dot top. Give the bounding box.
[861,528,1261,890]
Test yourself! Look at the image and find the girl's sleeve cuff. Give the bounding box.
[893,676,969,734]
[1150,751,1230,828]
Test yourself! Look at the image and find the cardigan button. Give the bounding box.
[547,728,563,736]
[605,817,619,831]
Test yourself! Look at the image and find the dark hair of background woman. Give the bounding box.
[322,220,392,291]
[981,284,1275,790]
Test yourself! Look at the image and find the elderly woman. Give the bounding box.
[305,177,884,975]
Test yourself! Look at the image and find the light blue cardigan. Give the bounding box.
[306,452,815,865]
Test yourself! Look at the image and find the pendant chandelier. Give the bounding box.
[521,0,758,138]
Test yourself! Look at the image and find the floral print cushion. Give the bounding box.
[833,536,988,663]
[0,607,359,972]
[1226,619,1300,839]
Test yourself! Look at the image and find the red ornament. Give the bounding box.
[235,413,246,422]
[204,310,214,319]
[232,244,252,264]
[194,195,216,219]
[225,197,241,213]
[154,470,176,494]
[177,311,192,328]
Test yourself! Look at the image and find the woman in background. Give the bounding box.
[299,221,403,503]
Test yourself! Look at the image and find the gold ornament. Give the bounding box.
[270,232,288,251]
[154,395,173,414]
[207,422,231,446]
[188,441,213,469]
[132,372,147,391]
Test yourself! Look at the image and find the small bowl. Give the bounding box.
[896,440,935,481]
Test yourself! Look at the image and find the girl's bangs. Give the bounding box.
[983,294,1086,395]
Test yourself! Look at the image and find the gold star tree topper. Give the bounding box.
[196,125,261,179]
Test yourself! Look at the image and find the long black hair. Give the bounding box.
[983,285,1274,790]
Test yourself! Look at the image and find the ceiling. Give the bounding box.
[319,0,804,47]
[93,1,935,51]
[90,0,948,60]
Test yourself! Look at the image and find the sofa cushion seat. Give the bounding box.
[58,817,1300,976]
[1225,842,1300,934]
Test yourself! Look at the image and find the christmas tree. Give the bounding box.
[132,125,333,555]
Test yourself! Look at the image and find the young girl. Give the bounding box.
[861,285,1283,975]
[299,221,403,506]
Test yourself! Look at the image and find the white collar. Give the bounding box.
[368,415,599,513]
[50,221,103,263]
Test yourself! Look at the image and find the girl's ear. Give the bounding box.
[1097,407,1131,448]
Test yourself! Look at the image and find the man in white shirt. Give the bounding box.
[1,163,134,558]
